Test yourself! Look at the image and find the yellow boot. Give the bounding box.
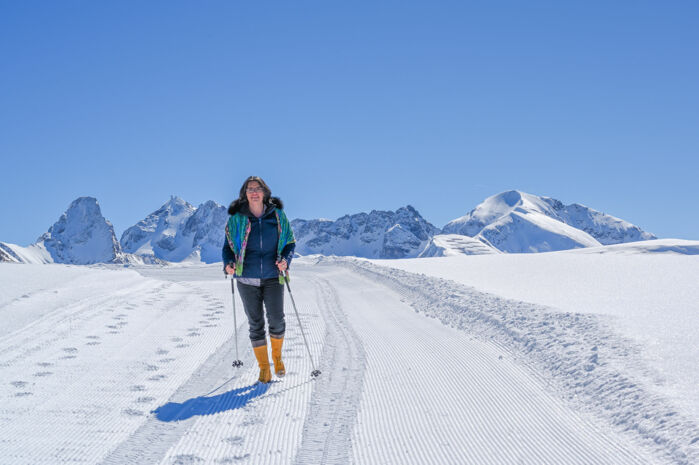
[270,336,286,377]
[253,345,272,383]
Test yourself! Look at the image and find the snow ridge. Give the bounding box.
[320,256,698,465]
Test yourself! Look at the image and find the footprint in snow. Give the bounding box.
[34,371,53,377]
[136,396,155,403]
[156,349,169,355]
[171,337,183,342]
[148,374,167,381]
[15,391,33,397]
[217,455,250,463]
[175,344,189,349]
[223,436,245,446]
[63,347,78,353]
[130,385,146,392]
[145,364,159,372]
[238,418,263,428]
[86,335,100,340]
[172,454,205,464]
[122,408,145,417]
[158,358,175,364]
[36,362,53,367]
[10,380,28,388]
[86,341,101,346]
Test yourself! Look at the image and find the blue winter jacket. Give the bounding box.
[221,199,295,280]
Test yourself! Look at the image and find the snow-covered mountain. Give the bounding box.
[0,241,53,264]
[32,197,126,265]
[181,200,230,263]
[120,196,227,264]
[418,234,500,257]
[291,205,440,259]
[0,190,672,265]
[442,190,656,253]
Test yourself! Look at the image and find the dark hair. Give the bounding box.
[238,176,272,204]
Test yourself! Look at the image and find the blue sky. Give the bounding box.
[1,1,697,245]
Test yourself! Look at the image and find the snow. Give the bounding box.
[370,241,699,434]
[291,206,439,259]
[38,197,123,264]
[1,248,697,464]
[443,190,656,252]
[119,196,228,264]
[418,233,500,256]
[0,241,53,264]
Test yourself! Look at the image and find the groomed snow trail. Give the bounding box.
[0,263,658,464]
[316,264,652,465]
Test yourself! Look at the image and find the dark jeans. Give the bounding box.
[237,278,285,346]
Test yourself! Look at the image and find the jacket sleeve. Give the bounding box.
[280,242,295,268]
[222,237,236,270]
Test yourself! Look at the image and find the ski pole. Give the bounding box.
[227,273,243,368]
[282,271,321,377]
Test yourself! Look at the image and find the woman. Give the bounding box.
[222,176,296,383]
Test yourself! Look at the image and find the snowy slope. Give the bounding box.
[2,257,694,464]
[371,241,699,441]
[443,190,656,252]
[0,241,53,264]
[418,233,500,257]
[477,209,601,252]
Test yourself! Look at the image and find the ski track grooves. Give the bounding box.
[1,263,679,464]
[320,263,652,465]
[292,273,366,465]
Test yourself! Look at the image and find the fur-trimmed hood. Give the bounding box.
[228,196,284,216]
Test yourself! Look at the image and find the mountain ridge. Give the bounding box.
[1,190,667,264]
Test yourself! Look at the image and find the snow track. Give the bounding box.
[0,262,668,464]
[293,273,366,465]
[319,264,650,465]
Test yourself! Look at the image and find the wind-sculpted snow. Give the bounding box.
[321,256,698,465]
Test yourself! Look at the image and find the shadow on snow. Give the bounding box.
[153,382,270,422]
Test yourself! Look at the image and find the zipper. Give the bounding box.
[259,217,263,277]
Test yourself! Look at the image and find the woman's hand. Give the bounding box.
[276,259,288,273]
[225,264,236,275]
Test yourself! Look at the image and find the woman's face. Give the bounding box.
[246,181,264,204]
